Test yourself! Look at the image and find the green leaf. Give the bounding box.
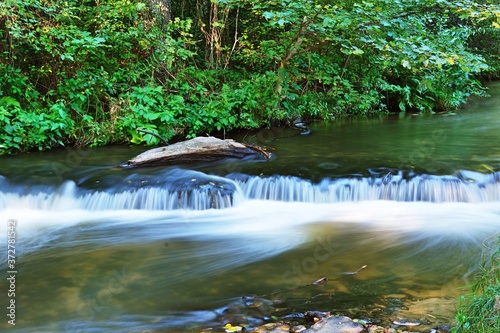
[352,48,364,55]
[263,11,273,20]
[401,60,412,69]
[0,97,21,108]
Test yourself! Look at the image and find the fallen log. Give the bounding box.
[122,136,267,168]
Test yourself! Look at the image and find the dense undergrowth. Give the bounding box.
[0,0,499,154]
[454,237,500,333]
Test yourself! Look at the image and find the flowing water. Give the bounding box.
[1,83,500,332]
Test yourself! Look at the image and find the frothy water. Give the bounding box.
[0,170,243,211]
[231,169,500,203]
[2,198,499,258]
[1,169,499,212]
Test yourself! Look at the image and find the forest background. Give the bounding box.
[0,0,499,154]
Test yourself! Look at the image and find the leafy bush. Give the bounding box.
[117,85,178,145]
[0,0,195,153]
[0,97,74,153]
[0,0,499,154]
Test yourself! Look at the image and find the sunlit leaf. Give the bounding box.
[262,11,273,19]
[352,48,364,55]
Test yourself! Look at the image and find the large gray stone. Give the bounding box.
[303,316,364,333]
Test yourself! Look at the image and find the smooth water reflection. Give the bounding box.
[1,199,499,332]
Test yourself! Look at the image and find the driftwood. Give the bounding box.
[242,143,270,159]
[122,136,267,168]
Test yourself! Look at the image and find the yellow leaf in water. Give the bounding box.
[224,323,244,332]
[481,164,495,173]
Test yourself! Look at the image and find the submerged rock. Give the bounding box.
[430,325,452,333]
[303,315,364,333]
[252,323,293,333]
[217,296,277,327]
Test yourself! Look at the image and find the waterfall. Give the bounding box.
[0,173,243,211]
[1,170,499,211]
[232,170,500,203]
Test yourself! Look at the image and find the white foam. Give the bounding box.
[1,200,499,257]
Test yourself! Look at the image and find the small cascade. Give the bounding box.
[1,170,499,211]
[230,170,500,203]
[0,174,243,211]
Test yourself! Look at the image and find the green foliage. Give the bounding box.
[0,0,499,154]
[164,68,276,138]
[454,238,500,333]
[237,0,496,113]
[118,85,178,145]
[0,0,195,153]
[0,96,74,153]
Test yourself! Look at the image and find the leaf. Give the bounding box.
[352,48,364,55]
[380,20,391,27]
[136,2,146,11]
[130,134,143,144]
[401,60,411,69]
[399,101,406,112]
[262,11,273,20]
[0,97,20,108]
[160,113,171,122]
[61,53,74,61]
[323,16,336,28]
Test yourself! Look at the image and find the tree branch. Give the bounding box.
[137,128,169,146]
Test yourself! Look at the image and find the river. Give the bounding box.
[1,83,499,332]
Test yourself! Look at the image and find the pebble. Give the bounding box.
[302,315,364,333]
[252,323,291,333]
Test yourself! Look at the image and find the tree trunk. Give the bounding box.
[149,0,171,30]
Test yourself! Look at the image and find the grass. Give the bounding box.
[454,236,500,333]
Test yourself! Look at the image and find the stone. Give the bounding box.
[253,323,291,333]
[302,316,364,333]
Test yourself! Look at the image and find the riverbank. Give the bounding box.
[190,292,457,333]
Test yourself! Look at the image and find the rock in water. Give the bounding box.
[303,316,364,333]
[123,136,261,168]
